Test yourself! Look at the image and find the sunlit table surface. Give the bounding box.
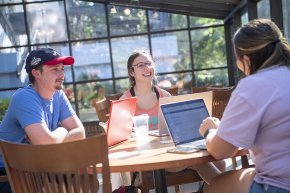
[104,135,248,193]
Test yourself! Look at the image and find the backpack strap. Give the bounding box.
[130,86,159,100]
[130,172,138,186]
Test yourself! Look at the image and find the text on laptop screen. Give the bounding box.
[161,99,209,145]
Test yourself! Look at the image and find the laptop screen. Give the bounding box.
[160,99,209,145]
[157,91,213,136]
[106,97,137,147]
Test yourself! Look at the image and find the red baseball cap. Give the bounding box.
[25,48,74,73]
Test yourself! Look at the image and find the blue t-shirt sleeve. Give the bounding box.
[13,90,46,128]
[58,90,76,121]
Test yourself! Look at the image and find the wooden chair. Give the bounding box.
[139,169,203,193]
[207,87,233,120]
[192,87,208,93]
[105,93,123,103]
[164,86,179,96]
[0,175,8,182]
[105,92,123,110]
[0,134,112,193]
[240,154,255,169]
[94,93,123,123]
[83,121,104,137]
[94,98,110,122]
[0,149,8,183]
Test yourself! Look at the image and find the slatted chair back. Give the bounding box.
[208,87,233,119]
[83,121,104,137]
[94,98,110,122]
[105,93,123,103]
[192,87,208,93]
[105,93,123,109]
[164,86,178,96]
[0,134,111,193]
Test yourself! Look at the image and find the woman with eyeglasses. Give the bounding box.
[120,49,171,130]
[120,49,226,191]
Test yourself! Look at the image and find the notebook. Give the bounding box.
[160,98,210,149]
[105,97,137,147]
[149,91,212,137]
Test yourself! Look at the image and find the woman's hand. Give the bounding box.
[199,117,220,137]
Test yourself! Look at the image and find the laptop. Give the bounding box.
[149,91,212,137]
[105,97,137,147]
[160,98,210,149]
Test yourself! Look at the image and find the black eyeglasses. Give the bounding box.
[132,62,154,69]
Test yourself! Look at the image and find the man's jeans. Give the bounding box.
[0,167,12,193]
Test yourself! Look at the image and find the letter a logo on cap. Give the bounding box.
[31,57,41,66]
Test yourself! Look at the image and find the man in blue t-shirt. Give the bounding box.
[0,48,85,193]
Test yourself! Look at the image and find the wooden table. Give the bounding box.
[107,135,248,193]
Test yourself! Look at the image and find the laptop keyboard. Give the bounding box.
[181,139,206,149]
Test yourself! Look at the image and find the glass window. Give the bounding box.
[0,0,21,3]
[67,1,107,39]
[63,84,76,110]
[0,0,230,119]
[190,16,223,28]
[115,78,130,93]
[283,0,290,40]
[25,0,49,2]
[149,11,187,32]
[257,0,270,19]
[111,35,149,78]
[0,90,16,121]
[241,12,249,25]
[0,47,29,89]
[77,81,112,122]
[151,31,191,73]
[195,69,229,87]
[191,26,226,69]
[108,5,147,36]
[71,40,111,81]
[31,44,72,83]
[157,72,192,94]
[26,2,68,44]
[0,5,27,46]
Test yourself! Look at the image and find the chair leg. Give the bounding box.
[175,185,180,193]
[139,172,150,193]
[140,187,150,193]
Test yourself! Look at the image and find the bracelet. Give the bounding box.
[203,128,214,139]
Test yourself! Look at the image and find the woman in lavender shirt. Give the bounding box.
[199,19,290,193]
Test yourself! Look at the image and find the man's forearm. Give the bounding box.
[63,127,85,142]
[50,127,69,143]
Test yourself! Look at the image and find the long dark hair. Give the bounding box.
[127,49,157,86]
[233,18,290,75]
